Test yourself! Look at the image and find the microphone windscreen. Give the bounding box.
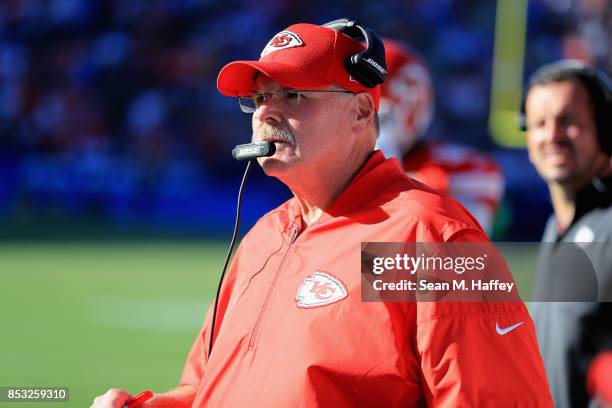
[232,142,276,160]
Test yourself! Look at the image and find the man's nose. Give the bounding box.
[254,98,283,125]
[545,120,567,143]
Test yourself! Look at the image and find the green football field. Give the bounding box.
[0,242,226,408]
[0,241,538,407]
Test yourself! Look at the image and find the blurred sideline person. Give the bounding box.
[523,60,612,408]
[92,20,552,407]
[376,38,504,236]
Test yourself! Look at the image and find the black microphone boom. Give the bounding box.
[231,141,276,160]
[208,140,276,357]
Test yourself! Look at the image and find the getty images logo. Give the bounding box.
[296,272,348,308]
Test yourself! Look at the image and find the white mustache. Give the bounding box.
[255,127,295,145]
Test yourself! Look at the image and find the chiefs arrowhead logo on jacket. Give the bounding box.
[296,272,348,308]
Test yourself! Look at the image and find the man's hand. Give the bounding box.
[90,388,133,408]
[91,385,195,408]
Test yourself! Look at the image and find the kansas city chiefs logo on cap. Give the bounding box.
[261,31,304,57]
[296,272,348,308]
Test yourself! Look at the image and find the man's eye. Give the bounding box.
[558,115,575,128]
[251,94,269,106]
[286,91,301,100]
[529,119,545,129]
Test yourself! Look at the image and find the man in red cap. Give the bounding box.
[92,21,552,407]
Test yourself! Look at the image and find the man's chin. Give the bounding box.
[541,168,579,186]
[257,156,293,177]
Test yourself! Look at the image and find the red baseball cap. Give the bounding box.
[217,23,381,110]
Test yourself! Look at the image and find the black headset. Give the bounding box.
[519,60,612,156]
[322,18,387,88]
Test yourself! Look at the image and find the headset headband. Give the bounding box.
[322,18,387,88]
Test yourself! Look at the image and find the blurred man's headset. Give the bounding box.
[519,60,612,156]
[322,18,388,88]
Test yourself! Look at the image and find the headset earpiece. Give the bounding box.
[322,18,387,88]
[518,98,527,132]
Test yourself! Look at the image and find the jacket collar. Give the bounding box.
[286,150,406,226]
[573,176,612,221]
[556,176,612,237]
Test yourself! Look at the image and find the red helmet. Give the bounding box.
[377,38,434,158]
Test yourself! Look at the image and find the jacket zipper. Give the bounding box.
[248,224,300,350]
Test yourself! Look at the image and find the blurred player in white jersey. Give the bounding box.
[376,38,504,235]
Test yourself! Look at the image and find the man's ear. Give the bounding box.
[596,153,612,178]
[352,92,375,133]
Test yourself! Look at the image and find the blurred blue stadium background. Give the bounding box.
[0,0,610,240]
[0,2,610,405]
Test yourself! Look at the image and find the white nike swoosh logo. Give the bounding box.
[496,321,525,335]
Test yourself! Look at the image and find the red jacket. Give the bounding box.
[181,151,552,407]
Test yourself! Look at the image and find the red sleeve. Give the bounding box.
[415,227,553,406]
[416,303,552,407]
